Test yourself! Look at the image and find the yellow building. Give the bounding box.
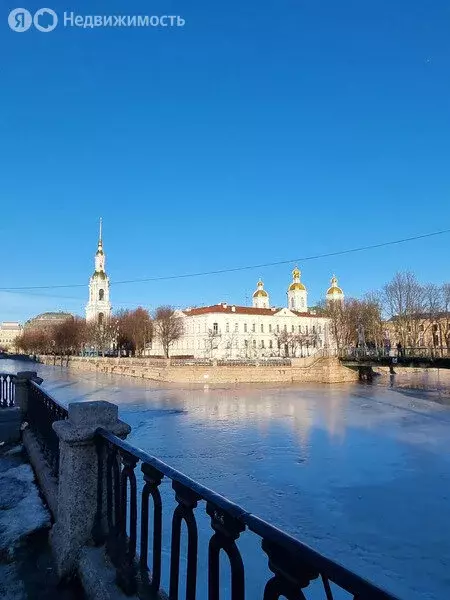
[0,321,23,352]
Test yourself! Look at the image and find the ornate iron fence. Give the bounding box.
[95,428,397,600]
[0,373,16,408]
[27,381,68,478]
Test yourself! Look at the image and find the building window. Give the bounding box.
[213,322,218,334]
[276,325,280,333]
[305,326,309,334]
[261,324,264,333]
[252,323,256,332]
[291,325,294,333]
[244,323,248,333]
[226,322,229,333]
[227,342,231,349]
[269,324,272,333]
[261,340,265,349]
[99,289,104,301]
[244,340,248,348]
[269,340,273,349]
[312,326,316,334]
[284,324,287,332]
[235,323,238,332]
[98,313,104,325]
[253,340,256,348]
[318,325,322,334]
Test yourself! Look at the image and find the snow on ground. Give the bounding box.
[0,457,51,559]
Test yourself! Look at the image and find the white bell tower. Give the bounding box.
[85,218,112,323]
[287,267,308,312]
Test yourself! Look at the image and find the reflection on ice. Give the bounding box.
[2,359,450,600]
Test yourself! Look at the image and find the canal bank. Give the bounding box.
[37,354,359,384]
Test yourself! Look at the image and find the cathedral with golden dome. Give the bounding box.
[253,268,343,312]
[150,268,345,359]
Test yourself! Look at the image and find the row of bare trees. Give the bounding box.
[15,306,184,359]
[319,272,450,351]
[384,272,450,348]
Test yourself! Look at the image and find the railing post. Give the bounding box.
[50,400,130,578]
[15,371,43,416]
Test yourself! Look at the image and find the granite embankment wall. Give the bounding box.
[38,355,359,384]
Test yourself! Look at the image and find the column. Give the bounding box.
[51,400,130,577]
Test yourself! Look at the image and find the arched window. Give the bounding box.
[99,289,104,301]
[98,312,104,325]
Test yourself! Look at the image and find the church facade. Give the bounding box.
[85,219,112,324]
[149,270,345,359]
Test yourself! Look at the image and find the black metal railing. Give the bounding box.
[27,381,68,478]
[95,428,397,599]
[0,373,16,408]
[340,346,450,361]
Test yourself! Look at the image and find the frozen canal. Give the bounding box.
[3,359,450,599]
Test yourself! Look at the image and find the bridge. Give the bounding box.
[339,347,450,381]
[0,370,401,599]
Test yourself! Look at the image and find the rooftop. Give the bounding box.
[183,303,322,318]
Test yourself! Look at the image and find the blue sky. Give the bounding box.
[1,0,450,322]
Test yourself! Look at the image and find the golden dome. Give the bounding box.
[327,275,343,296]
[253,289,268,297]
[253,279,268,297]
[289,267,306,291]
[289,282,306,291]
[327,286,343,295]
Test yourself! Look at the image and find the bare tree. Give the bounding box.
[16,329,53,355]
[205,328,221,359]
[116,308,153,356]
[319,296,383,353]
[383,272,426,346]
[422,284,443,353]
[274,329,293,357]
[154,306,184,358]
[53,317,87,362]
[441,283,450,348]
[86,317,118,357]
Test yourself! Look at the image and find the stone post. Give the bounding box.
[15,371,43,416]
[51,401,131,578]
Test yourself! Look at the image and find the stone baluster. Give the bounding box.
[51,401,130,578]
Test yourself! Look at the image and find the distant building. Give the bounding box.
[150,269,345,359]
[24,312,73,332]
[86,218,112,324]
[0,321,23,352]
[386,313,450,349]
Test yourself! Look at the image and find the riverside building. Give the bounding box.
[150,270,345,359]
